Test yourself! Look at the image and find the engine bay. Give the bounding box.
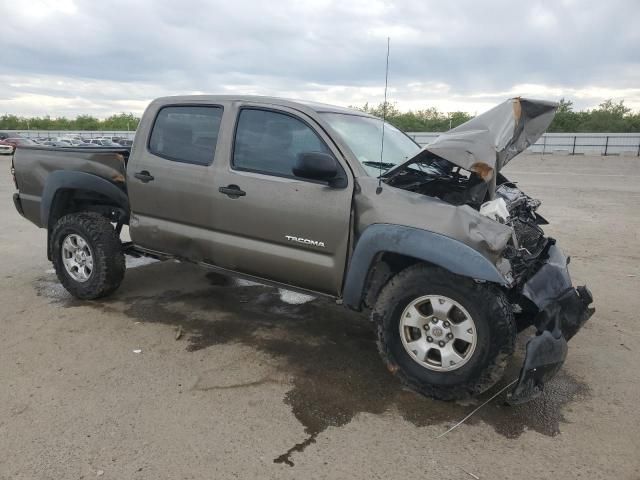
[383,155,490,207]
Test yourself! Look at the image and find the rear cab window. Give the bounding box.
[149,105,223,165]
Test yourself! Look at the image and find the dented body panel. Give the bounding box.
[354,177,513,261]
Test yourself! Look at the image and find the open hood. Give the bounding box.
[384,97,558,181]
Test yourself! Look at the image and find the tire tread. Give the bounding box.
[372,263,515,400]
[51,212,125,299]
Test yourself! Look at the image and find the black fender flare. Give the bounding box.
[342,223,508,311]
[40,170,129,227]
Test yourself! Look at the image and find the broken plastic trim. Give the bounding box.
[507,246,595,405]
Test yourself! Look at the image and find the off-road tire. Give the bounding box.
[372,263,515,400]
[51,212,125,300]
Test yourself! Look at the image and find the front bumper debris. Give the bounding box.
[507,245,595,405]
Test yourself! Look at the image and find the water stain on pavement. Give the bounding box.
[34,265,590,466]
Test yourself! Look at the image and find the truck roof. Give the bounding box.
[151,95,376,118]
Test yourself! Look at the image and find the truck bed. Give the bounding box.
[12,145,130,228]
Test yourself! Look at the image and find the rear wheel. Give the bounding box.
[51,212,125,300]
[372,263,515,400]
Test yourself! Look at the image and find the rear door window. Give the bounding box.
[149,106,223,165]
[232,108,330,178]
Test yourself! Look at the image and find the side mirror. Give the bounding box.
[293,152,344,187]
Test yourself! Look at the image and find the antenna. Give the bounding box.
[376,37,390,194]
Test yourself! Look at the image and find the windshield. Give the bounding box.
[321,113,421,176]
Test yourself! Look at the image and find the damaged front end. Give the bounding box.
[380,97,595,403]
[507,242,594,404]
[481,184,595,404]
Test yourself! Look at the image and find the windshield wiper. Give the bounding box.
[362,160,396,171]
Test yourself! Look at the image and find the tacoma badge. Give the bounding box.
[285,235,326,248]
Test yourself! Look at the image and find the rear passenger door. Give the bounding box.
[127,103,227,260]
[209,104,353,295]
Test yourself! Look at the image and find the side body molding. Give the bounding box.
[40,170,129,227]
[342,224,508,311]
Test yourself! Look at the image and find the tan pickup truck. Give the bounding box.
[11,95,594,404]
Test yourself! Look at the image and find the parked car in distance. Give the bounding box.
[114,138,133,146]
[59,138,86,146]
[0,131,24,140]
[41,141,72,147]
[3,137,39,147]
[0,137,39,154]
[87,138,121,147]
[100,136,130,144]
[0,140,15,155]
[50,138,74,146]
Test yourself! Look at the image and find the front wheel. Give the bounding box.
[372,263,515,400]
[51,212,125,300]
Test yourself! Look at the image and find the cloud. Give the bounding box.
[0,0,638,117]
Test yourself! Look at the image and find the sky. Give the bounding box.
[0,0,638,118]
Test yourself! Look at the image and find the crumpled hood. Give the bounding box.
[384,97,558,181]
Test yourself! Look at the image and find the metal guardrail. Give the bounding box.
[407,132,640,156]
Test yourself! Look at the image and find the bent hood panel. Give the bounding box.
[385,98,558,180]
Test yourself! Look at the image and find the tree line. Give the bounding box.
[1,99,639,133]
[0,112,139,131]
[351,99,640,133]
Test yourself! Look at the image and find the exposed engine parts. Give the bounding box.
[493,182,550,284]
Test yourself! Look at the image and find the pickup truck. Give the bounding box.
[11,95,594,404]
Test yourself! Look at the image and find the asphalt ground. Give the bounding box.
[1,153,638,479]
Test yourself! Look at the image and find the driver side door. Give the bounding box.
[208,104,353,295]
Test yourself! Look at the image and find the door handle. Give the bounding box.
[218,184,246,198]
[134,170,154,183]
